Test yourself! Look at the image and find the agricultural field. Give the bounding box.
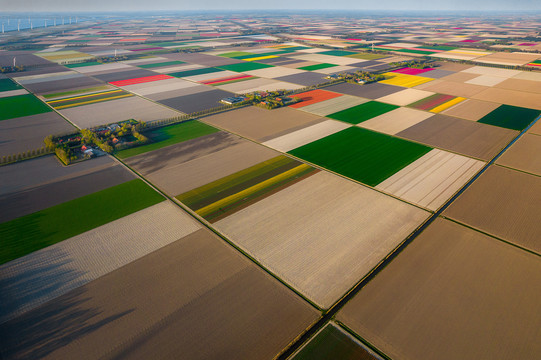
[46,88,133,110]
[337,218,541,360]
[496,134,541,176]
[408,93,466,113]
[0,94,52,121]
[358,107,433,135]
[326,101,399,124]
[289,127,432,186]
[0,179,163,264]
[477,104,541,131]
[444,165,541,254]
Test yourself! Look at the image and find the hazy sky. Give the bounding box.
[2,0,541,12]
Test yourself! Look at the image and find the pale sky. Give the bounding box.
[2,0,541,12]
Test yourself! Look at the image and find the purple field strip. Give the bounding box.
[410,94,455,110]
[392,67,436,75]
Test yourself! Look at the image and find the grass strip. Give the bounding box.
[0,179,163,265]
[116,120,219,159]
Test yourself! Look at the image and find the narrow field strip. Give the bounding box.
[47,89,134,109]
[409,93,455,110]
[0,179,164,265]
[200,74,254,85]
[0,201,200,324]
[380,72,434,88]
[109,74,174,87]
[430,96,466,113]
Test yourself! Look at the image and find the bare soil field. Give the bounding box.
[415,80,488,97]
[274,72,328,86]
[0,163,134,223]
[0,112,74,156]
[158,89,233,113]
[376,149,484,210]
[444,165,541,254]
[59,96,180,128]
[0,228,319,360]
[376,88,434,106]
[496,134,541,176]
[93,69,157,83]
[21,76,104,94]
[475,52,540,66]
[126,132,279,195]
[324,83,403,99]
[396,114,517,160]
[465,75,506,87]
[203,106,324,141]
[441,99,501,121]
[0,201,201,324]
[121,78,200,96]
[215,171,428,309]
[495,78,541,94]
[358,107,434,135]
[472,88,541,110]
[438,71,479,82]
[461,65,522,78]
[297,95,369,116]
[433,62,473,71]
[529,121,541,135]
[337,218,541,360]
[163,52,244,66]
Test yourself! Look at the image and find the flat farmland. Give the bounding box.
[0,112,74,156]
[297,95,369,116]
[158,88,233,113]
[0,179,164,265]
[408,93,466,113]
[217,61,274,72]
[529,119,541,135]
[116,120,219,159]
[376,149,484,210]
[376,88,434,106]
[358,107,433,135]
[215,171,428,308]
[444,165,541,254]
[263,120,351,152]
[472,87,541,110]
[121,77,202,97]
[497,133,541,176]
[289,127,431,186]
[323,82,403,99]
[0,228,319,360]
[289,89,343,109]
[465,74,507,87]
[273,72,328,86]
[0,201,200,324]
[20,76,104,95]
[58,96,180,128]
[0,94,52,121]
[441,99,501,121]
[416,80,488,98]
[0,158,134,223]
[380,72,433,88]
[46,89,133,110]
[495,78,541,94]
[93,69,159,83]
[337,218,541,360]
[292,323,381,360]
[396,114,517,161]
[478,104,540,131]
[327,101,399,124]
[177,155,317,222]
[203,106,324,141]
[0,78,23,92]
[126,132,279,196]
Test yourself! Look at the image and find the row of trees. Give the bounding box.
[0,147,50,165]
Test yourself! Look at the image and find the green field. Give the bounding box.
[0,94,52,121]
[289,127,431,186]
[298,63,338,71]
[177,155,315,222]
[217,62,274,72]
[137,60,186,68]
[478,104,540,131]
[168,67,222,78]
[318,50,357,57]
[292,325,374,360]
[218,51,254,58]
[0,78,23,92]
[327,101,399,124]
[0,179,163,265]
[116,120,220,159]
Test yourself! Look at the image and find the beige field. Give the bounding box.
[444,165,541,254]
[376,88,434,106]
[461,65,521,78]
[0,201,201,324]
[376,149,484,210]
[215,171,429,309]
[203,106,324,141]
[464,74,507,87]
[441,99,501,121]
[127,132,279,196]
[475,52,540,66]
[289,53,361,65]
[494,78,541,94]
[0,229,320,360]
[438,71,479,83]
[122,77,204,97]
[313,65,357,74]
[281,60,321,69]
[263,120,351,152]
[219,78,303,93]
[434,62,473,71]
[71,62,134,74]
[472,87,541,110]
[298,95,369,116]
[181,70,238,82]
[337,218,541,360]
[496,134,541,176]
[244,66,306,78]
[511,71,541,82]
[59,96,180,128]
[529,121,541,135]
[415,80,488,97]
[358,107,434,135]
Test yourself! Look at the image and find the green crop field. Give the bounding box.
[298,63,338,71]
[218,51,254,58]
[327,101,399,124]
[289,127,432,186]
[168,67,222,78]
[0,179,163,265]
[116,120,220,159]
[0,94,52,121]
[318,50,357,56]
[0,78,23,92]
[137,60,186,68]
[217,62,274,72]
[478,104,541,131]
